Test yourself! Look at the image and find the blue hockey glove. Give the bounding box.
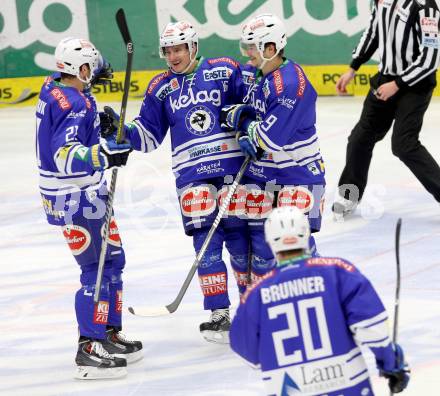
[90,55,114,86]
[237,131,259,161]
[220,104,255,132]
[99,106,132,142]
[87,139,131,171]
[377,343,410,393]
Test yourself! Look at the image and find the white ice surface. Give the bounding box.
[0,97,439,396]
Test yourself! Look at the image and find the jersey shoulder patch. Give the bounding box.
[270,68,285,96]
[49,87,72,111]
[293,63,307,98]
[207,56,239,68]
[306,257,356,272]
[147,70,172,95]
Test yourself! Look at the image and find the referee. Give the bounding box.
[333,0,440,218]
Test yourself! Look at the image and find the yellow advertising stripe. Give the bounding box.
[0,70,162,108]
[1,67,440,108]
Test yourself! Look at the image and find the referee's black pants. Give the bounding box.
[338,74,440,203]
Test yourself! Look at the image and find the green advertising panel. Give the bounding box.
[0,0,373,78]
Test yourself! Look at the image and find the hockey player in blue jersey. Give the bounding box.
[103,21,250,343]
[220,14,326,285]
[35,37,142,379]
[230,206,410,396]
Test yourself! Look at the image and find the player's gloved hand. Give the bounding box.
[87,139,131,171]
[90,55,114,86]
[236,131,259,161]
[220,104,255,132]
[99,106,132,142]
[377,343,410,393]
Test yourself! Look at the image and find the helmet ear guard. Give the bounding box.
[54,37,100,84]
[264,206,311,255]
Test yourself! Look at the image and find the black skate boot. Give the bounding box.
[199,308,230,344]
[332,196,357,221]
[75,337,127,380]
[101,326,143,363]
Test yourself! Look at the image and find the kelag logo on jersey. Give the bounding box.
[169,89,221,112]
[185,105,215,136]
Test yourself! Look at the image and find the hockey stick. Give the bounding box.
[246,239,252,285]
[128,156,251,317]
[93,9,134,304]
[390,218,402,396]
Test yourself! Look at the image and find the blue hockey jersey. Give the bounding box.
[35,75,105,225]
[230,256,396,396]
[128,56,246,188]
[241,60,325,186]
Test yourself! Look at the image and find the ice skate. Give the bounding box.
[332,196,357,221]
[200,308,230,344]
[102,327,144,363]
[75,338,127,380]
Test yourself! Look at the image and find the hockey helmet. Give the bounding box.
[159,21,198,71]
[240,14,287,65]
[264,206,310,254]
[54,37,100,84]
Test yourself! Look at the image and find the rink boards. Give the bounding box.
[2,65,440,109]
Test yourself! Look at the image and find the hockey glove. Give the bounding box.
[220,104,255,132]
[87,139,131,171]
[90,55,114,86]
[377,343,410,393]
[236,131,259,161]
[99,106,132,143]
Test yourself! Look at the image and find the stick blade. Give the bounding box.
[127,305,171,317]
[116,8,132,45]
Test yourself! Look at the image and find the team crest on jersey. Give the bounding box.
[62,225,91,255]
[185,105,215,136]
[100,217,121,247]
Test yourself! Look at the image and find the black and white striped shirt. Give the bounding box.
[351,0,440,87]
